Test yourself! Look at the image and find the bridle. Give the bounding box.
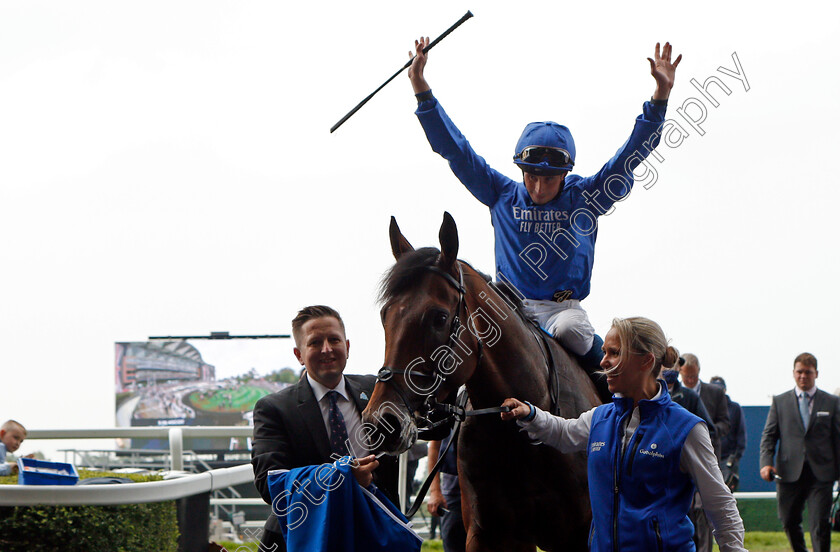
[376,261,483,433]
[374,261,516,437]
[374,260,512,518]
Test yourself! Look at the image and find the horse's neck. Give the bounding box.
[464,288,550,409]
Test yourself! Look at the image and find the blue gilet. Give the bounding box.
[587,384,702,552]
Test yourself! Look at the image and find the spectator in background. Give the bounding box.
[680,354,731,552]
[662,365,716,441]
[760,353,840,552]
[404,442,427,511]
[427,416,467,552]
[680,354,731,457]
[709,376,747,492]
[0,420,27,476]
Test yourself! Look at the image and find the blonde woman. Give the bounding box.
[502,317,746,552]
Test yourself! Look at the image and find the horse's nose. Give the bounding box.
[363,412,406,454]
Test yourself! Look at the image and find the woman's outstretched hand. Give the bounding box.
[500,398,532,421]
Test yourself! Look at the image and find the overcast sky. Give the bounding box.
[1,1,838,456]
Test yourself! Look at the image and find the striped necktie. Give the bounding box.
[327,391,350,457]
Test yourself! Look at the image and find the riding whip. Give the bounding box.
[329,11,474,133]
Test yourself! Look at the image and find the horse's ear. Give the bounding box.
[389,216,414,260]
[438,212,459,269]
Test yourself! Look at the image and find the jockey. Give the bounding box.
[408,39,681,391]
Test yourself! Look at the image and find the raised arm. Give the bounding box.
[580,43,681,208]
[408,35,511,207]
[408,37,431,95]
[649,41,682,101]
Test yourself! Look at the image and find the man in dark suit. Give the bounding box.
[760,352,840,552]
[680,353,730,457]
[680,353,730,552]
[662,367,716,437]
[251,305,399,551]
[709,376,747,492]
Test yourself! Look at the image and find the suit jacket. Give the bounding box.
[759,388,840,483]
[721,396,746,463]
[669,381,716,441]
[251,374,399,543]
[695,380,730,460]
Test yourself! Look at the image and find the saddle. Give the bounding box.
[488,282,609,408]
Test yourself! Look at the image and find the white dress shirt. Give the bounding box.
[306,373,370,458]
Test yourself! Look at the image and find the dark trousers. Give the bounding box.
[441,493,467,552]
[258,528,286,552]
[777,463,834,552]
[689,501,713,552]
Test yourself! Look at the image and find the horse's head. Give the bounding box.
[361,213,483,455]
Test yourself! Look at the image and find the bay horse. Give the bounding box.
[361,213,602,552]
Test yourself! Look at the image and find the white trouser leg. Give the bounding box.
[522,299,595,356]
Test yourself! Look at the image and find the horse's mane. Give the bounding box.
[378,247,443,305]
[378,247,526,316]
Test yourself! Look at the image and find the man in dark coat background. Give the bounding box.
[680,354,730,457]
[251,305,399,551]
[679,353,730,552]
[710,376,747,491]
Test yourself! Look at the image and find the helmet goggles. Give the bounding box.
[515,146,573,168]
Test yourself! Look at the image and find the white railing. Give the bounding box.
[0,464,254,506]
[22,426,413,511]
[25,426,254,471]
[7,427,782,511]
[733,492,777,499]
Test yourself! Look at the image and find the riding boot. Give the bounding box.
[577,334,611,402]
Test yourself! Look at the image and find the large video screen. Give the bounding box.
[115,339,297,451]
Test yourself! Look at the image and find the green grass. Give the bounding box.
[727,532,840,551]
[188,385,272,413]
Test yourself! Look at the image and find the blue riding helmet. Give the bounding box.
[513,121,576,175]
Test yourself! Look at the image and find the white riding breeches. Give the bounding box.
[522,299,595,356]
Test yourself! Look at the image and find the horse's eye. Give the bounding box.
[432,311,449,330]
